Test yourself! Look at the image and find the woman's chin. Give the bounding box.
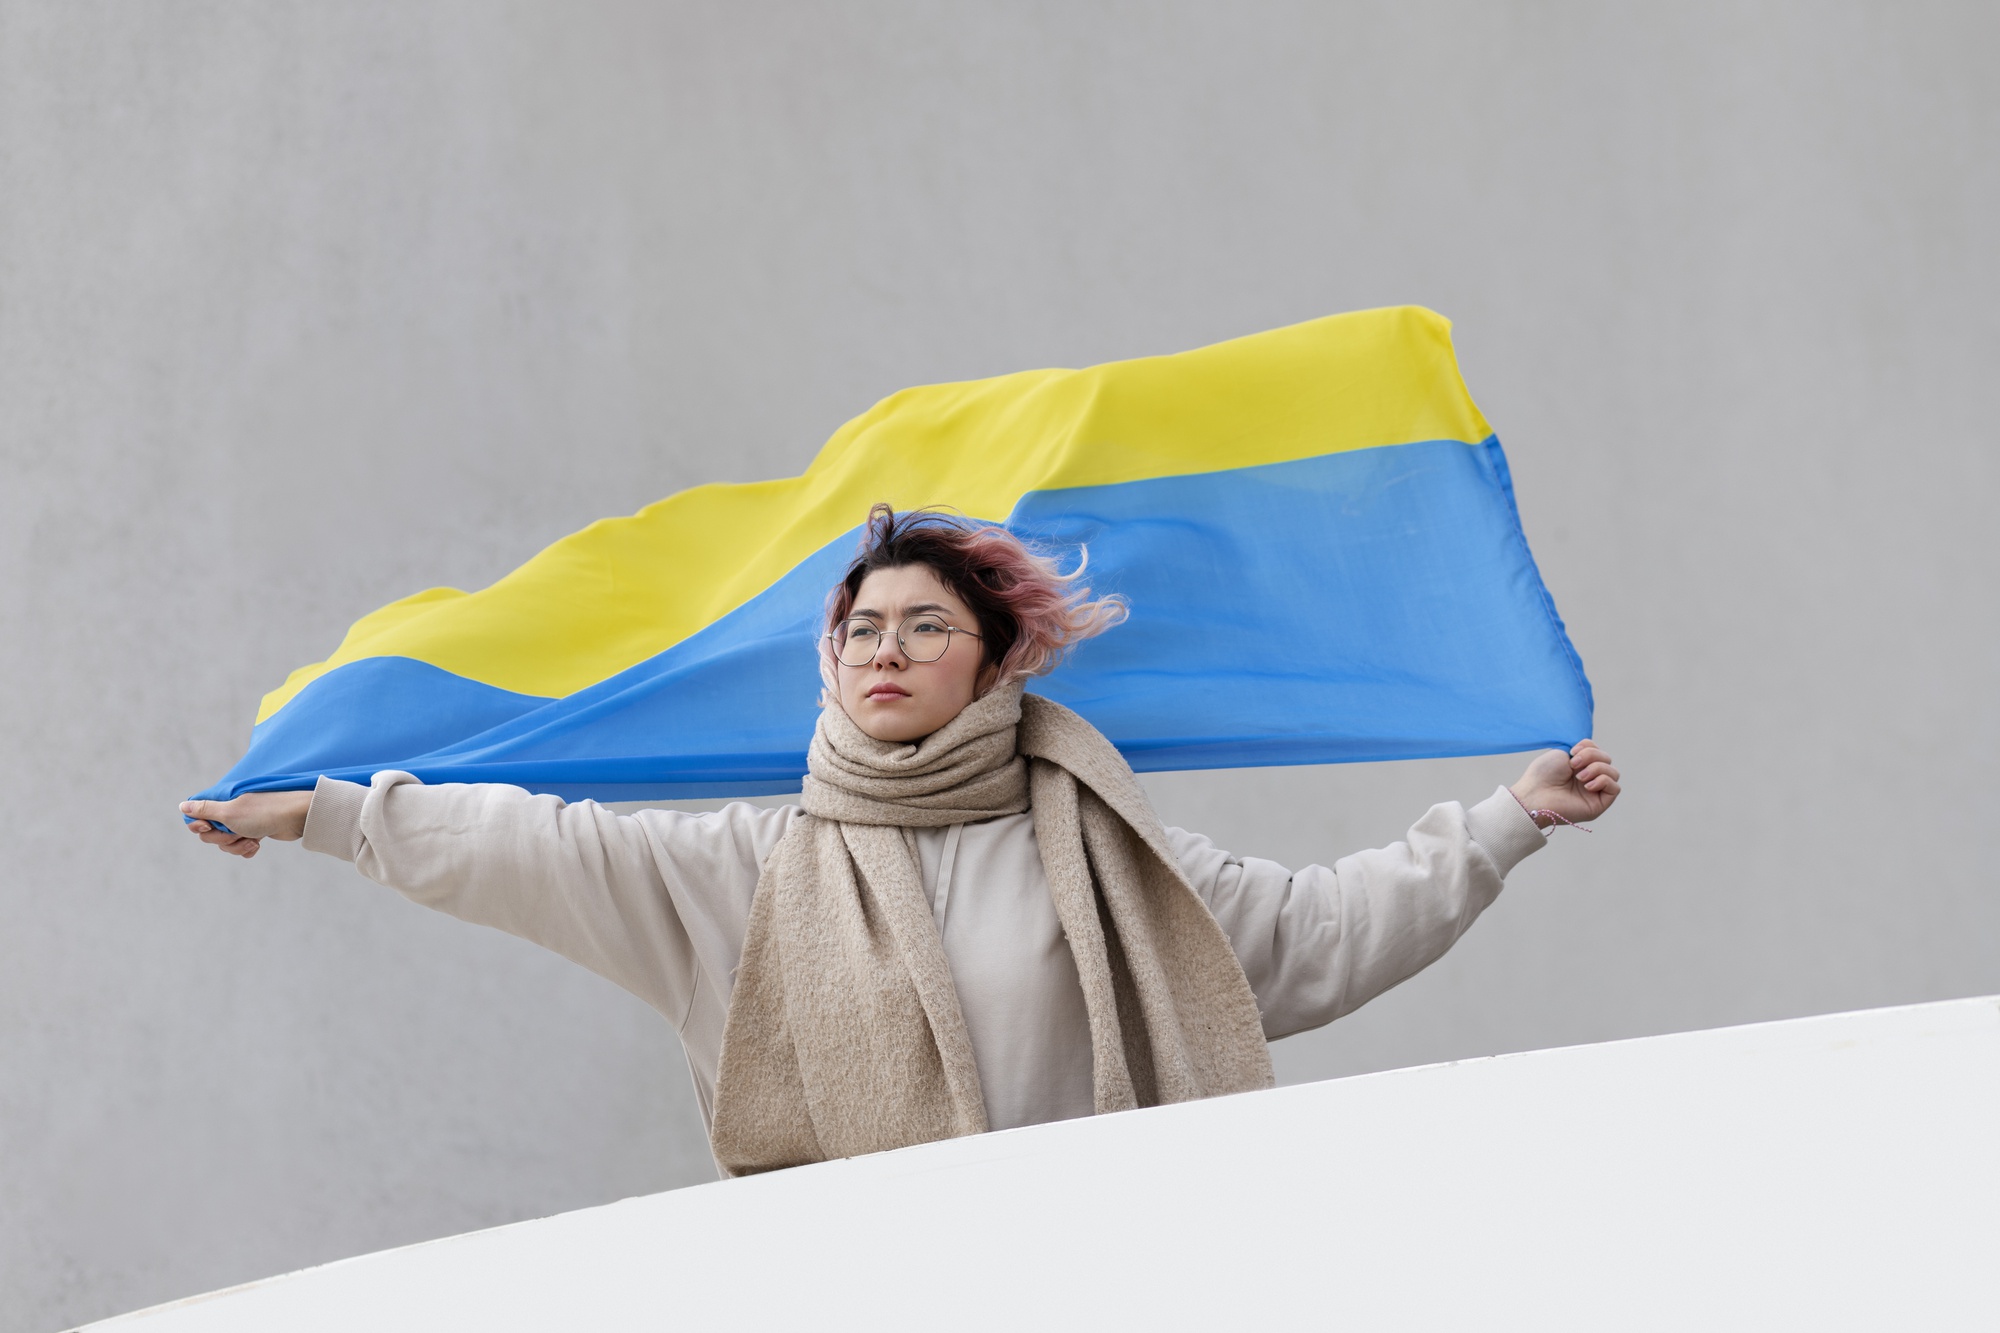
[851,700,940,744]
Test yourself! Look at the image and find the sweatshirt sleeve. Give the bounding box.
[301,771,764,1029]
[1168,786,1548,1040]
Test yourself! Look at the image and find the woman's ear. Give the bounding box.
[817,643,841,705]
[974,660,1003,697]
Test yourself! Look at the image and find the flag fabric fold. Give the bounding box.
[195,306,1592,805]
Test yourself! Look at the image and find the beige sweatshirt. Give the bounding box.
[302,774,1545,1144]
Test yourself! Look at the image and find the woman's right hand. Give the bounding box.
[179,791,314,859]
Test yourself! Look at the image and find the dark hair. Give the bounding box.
[823,504,1126,686]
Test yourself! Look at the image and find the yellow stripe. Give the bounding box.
[257,306,1491,721]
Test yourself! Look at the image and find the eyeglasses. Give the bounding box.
[827,614,982,667]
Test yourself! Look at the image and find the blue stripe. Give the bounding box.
[195,438,1591,803]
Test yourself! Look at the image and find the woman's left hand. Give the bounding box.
[1509,739,1621,828]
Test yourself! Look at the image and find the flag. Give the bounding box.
[194,306,1592,804]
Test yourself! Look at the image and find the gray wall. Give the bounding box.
[4,3,1995,1327]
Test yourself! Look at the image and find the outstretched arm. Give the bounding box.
[183,776,701,1023]
[1178,741,1621,1039]
[179,774,792,1033]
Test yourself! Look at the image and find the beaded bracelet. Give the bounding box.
[1511,789,1592,834]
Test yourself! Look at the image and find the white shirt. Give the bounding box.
[302,775,1547,1149]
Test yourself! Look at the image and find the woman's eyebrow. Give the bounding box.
[850,602,954,620]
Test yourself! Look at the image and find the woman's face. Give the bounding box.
[834,564,997,743]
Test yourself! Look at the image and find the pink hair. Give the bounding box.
[823,505,1128,687]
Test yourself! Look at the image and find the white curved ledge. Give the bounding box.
[87,995,2000,1331]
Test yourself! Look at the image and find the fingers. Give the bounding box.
[201,829,261,855]
[1569,739,1613,768]
[1569,741,1620,788]
[181,800,239,839]
[183,807,262,857]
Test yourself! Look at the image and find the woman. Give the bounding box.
[182,505,1620,1176]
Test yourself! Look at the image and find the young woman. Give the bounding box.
[182,505,1620,1176]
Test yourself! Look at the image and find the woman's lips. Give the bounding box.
[866,683,910,699]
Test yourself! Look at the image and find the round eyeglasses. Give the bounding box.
[827,614,982,667]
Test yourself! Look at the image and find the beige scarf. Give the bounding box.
[709,682,1273,1176]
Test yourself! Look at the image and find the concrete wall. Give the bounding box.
[3,3,1993,1327]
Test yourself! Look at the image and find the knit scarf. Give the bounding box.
[708,682,1274,1176]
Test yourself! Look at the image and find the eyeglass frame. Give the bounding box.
[824,614,983,667]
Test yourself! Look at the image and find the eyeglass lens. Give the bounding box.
[835,616,955,666]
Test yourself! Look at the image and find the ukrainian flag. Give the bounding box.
[194,306,1592,803]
